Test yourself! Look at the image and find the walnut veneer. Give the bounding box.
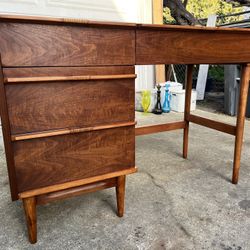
[0,14,249,243]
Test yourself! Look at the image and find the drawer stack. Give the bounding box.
[4,66,136,192]
[0,15,137,243]
[0,17,137,198]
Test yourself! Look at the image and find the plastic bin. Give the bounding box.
[171,89,197,112]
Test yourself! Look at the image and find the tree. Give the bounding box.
[163,0,198,25]
[164,0,246,25]
[225,0,250,6]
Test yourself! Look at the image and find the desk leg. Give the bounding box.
[116,175,126,217]
[232,64,250,184]
[183,64,194,159]
[23,197,37,244]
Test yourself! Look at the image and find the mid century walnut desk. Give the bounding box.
[0,15,249,244]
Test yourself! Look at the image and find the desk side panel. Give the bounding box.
[0,60,18,200]
[136,29,250,65]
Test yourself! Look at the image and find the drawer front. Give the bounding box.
[5,67,135,134]
[14,126,135,192]
[0,22,135,67]
[136,28,250,65]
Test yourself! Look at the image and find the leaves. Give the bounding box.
[164,0,244,25]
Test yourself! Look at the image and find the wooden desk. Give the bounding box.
[0,14,249,243]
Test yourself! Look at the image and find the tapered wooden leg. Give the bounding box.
[23,197,37,244]
[232,64,250,184]
[183,64,194,159]
[116,175,126,217]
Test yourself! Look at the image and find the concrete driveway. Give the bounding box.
[0,110,249,249]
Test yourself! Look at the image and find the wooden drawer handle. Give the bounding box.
[11,121,136,141]
[4,74,137,84]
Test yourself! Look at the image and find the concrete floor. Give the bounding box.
[0,109,250,250]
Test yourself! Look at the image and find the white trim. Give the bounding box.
[135,0,155,91]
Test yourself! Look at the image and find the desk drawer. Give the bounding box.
[0,22,135,67]
[14,126,135,192]
[136,28,250,65]
[5,67,135,134]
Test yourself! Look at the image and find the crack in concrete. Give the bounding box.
[140,170,167,195]
[140,170,193,239]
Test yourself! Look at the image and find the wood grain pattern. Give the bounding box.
[5,74,137,84]
[136,29,250,65]
[2,14,250,33]
[6,78,135,134]
[19,167,137,199]
[3,14,250,67]
[3,66,135,78]
[0,14,136,29]
[135,121,186,136]
[137,23,250,33]
[232,64,250,184]
[36,178,117,205]
[14,126,135,192]
[23,197,37,244]
[12,121,136,141]
[0,58,18,200]
[187,114,236,135]
[116,175,126,217]
[0,22,135,67]
[1,14,250,244]
[183,65,194,159]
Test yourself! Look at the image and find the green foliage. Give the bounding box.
[209,65,224,82]
[163,8,176,24]
[164,0,243,25]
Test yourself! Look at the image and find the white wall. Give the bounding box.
[0,0,155,90]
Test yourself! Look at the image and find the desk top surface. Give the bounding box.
[0,13,250,33]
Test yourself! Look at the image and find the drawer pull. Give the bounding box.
[11,121,136,141]
[4,74,137,84]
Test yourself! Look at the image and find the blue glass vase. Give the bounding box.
[163,83,171,113]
